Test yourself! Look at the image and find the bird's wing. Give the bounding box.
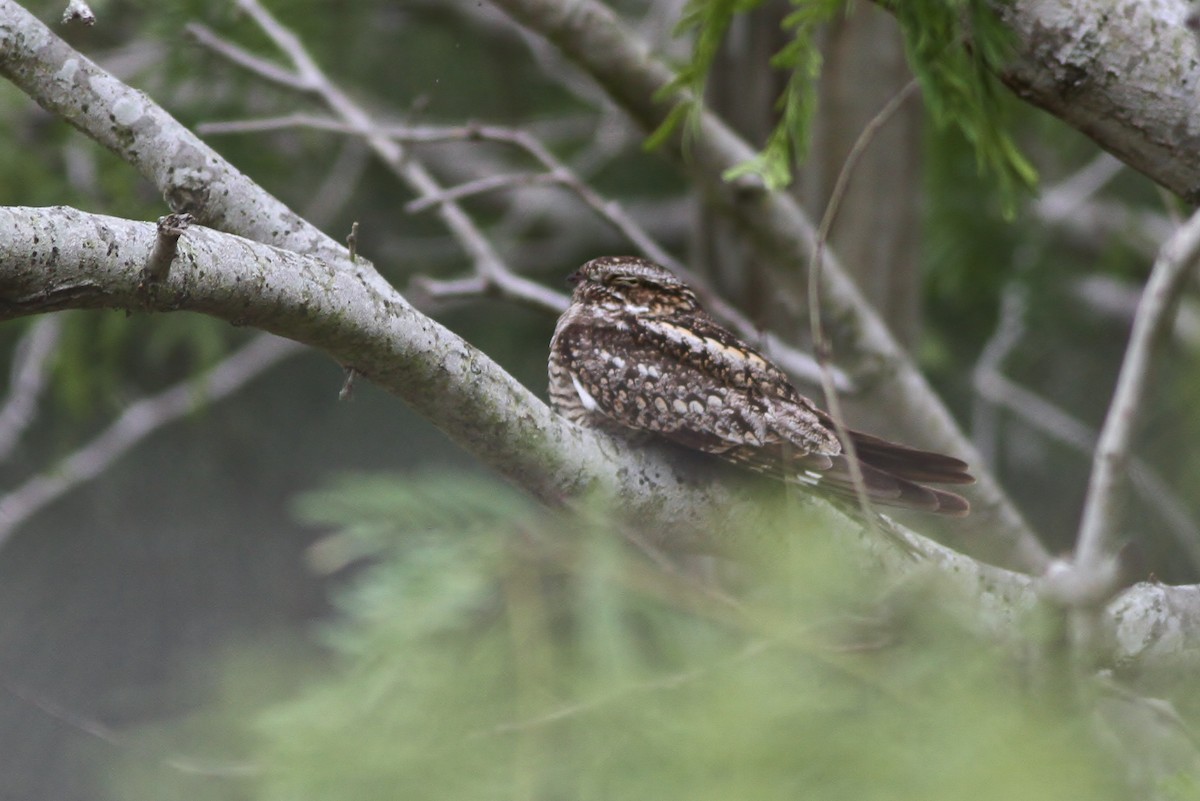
[556,315,838,462]
[556,315,972,516]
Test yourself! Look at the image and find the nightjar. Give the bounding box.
[548,256,973,516]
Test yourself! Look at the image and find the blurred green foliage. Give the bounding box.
[108,472,1138,800]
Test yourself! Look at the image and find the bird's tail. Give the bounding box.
[811,430,974,517]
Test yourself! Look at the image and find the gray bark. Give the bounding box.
[998,0,1200,201]
[0,205,753,552]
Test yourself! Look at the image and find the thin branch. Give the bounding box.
[0,333,303,547]
[200,112,843,388]
[395,123,685,270]
[808,79,921,529]
[302,138,369,228]
[1,674,258,779]
[192,2,533,313]
[1075,208,1200,578]
[411,273,566,315]
[1034,154,1175,261]
[405,171,562,213]
[1073,274,1200,352]
[973,286,1200,571]
[196,112,351,137]
[186,21,314,92]
[976,374,1200,572]
[972,286,1030,465]
[1036,153,1125,221]
[0,315,62,462]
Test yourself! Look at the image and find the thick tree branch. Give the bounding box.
[0,204,1197,685]
[198,113,843,388]
[482,0,1048,572]
[0,205,757,551]
[998,0,1200,201]
[0,1,344,263]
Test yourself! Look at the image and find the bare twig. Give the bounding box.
[200,112,843,389]
[0,334,303,547]
[1,674,258,779]
[978,370,1200,571]
[339,367,357,401]
[186,22,313,92]
[346,220,359,263]
[1034,149,1176,264]
[808,79,921,532]
[973,286,1200,570]
[1036,153,1124,221]
[405,171,562,213]
[140,212,193,286]
[972,286,1030,465]
[412,273,565,314]
[1075,208,1200,580]
[0,315,62,462]
[385,123,685,269]
[303,138,369,227]
[192,1,552,325]
[61,0,94,26]
[1072,275,1200,351]
[196,112,351,137]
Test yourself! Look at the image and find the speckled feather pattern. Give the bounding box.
[548,257,974,515]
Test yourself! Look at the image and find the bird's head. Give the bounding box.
[567,257,700,318]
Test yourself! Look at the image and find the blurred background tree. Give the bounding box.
[0,0,1197,798]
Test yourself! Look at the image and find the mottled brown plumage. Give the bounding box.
[548,256,974,516]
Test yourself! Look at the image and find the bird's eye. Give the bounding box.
[607,276,641,287]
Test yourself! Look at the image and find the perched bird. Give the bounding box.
[548,256,973,516]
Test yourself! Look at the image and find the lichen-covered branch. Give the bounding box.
[0,205,755,552]
[998,0,1200,202]
[0,0,339,263]
[0,204,1196,686]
